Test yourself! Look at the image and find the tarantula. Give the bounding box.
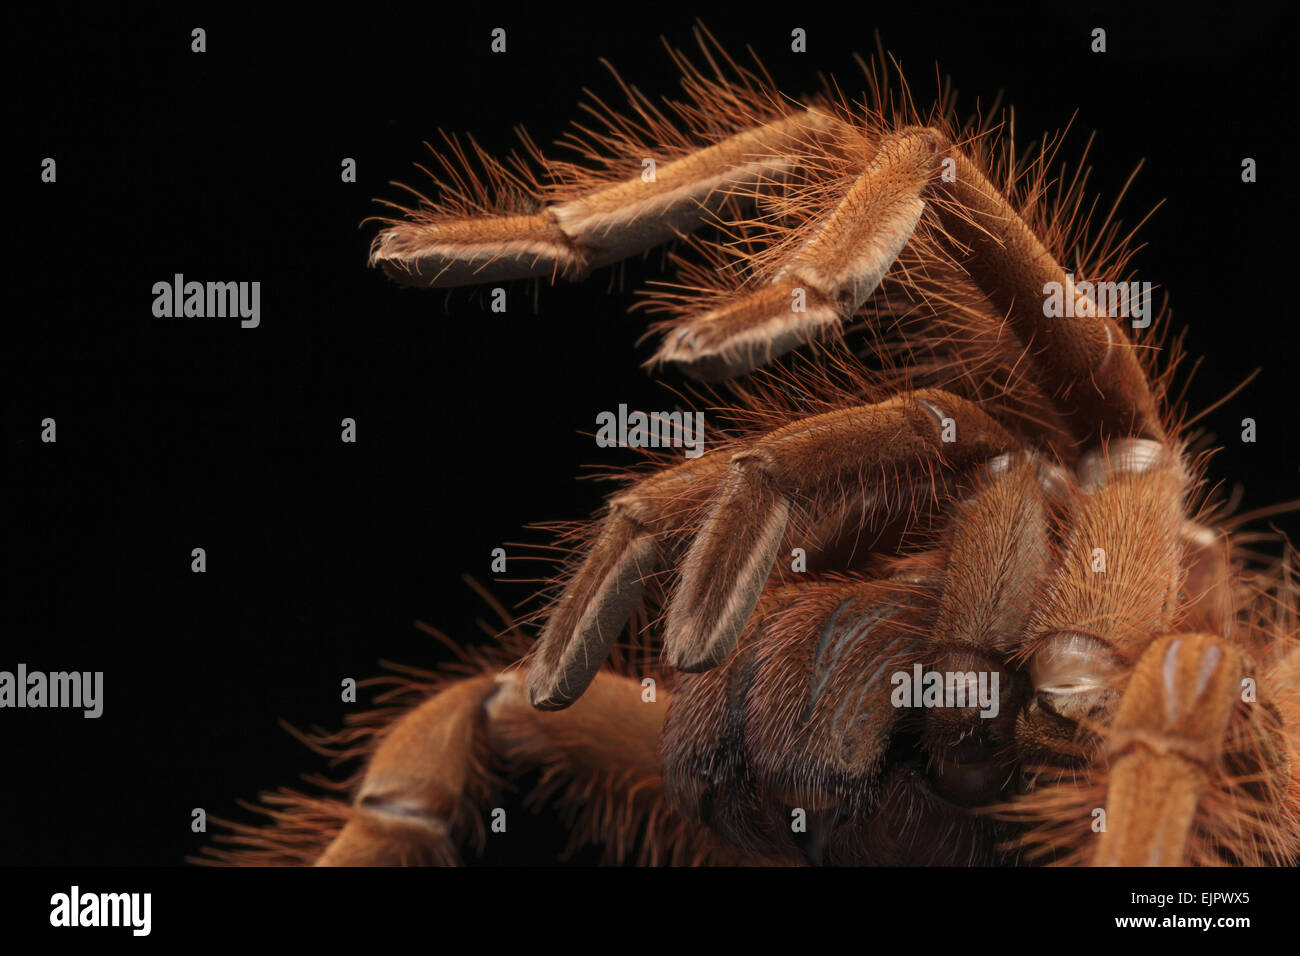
[204,30,1299,867]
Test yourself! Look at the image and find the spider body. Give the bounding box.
[204,31,1299,868]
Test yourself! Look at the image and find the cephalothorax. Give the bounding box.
[205,30,1298,867]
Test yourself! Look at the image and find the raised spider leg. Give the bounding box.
[370,79,1164,449]
[649,125,939,380]
[927,146,1164,444]
[649,127,1165,445]
[369,110,837,288]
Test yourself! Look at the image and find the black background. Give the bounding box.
[7,0,1296,872]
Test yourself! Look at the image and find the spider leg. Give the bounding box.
[527,453,732,710]
[929,146,1164,444]
[1092,631,1288,866]
[1012,438,1187,770]
[648,126,1166,449]
[370,110,837,288]
[306,670,744,865]
[920,452,1057,805]
[994,445,1298,865]
[649,125,939,380]
[525,385,1003,707]
[663,388,1011,672]
[529,387,1008,708]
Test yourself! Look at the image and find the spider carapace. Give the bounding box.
[205,30,1299,867]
